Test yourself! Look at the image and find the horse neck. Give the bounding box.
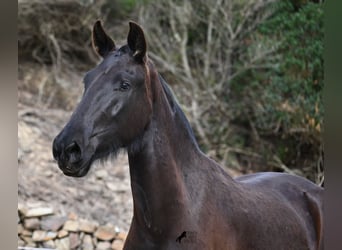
[127,70,205,233]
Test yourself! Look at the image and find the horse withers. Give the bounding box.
[52,21,323,250]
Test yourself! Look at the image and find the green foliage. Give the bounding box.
[103,0,139,19]
[230,1,324,179]
[257,1,323,133]
[118,0,137,12]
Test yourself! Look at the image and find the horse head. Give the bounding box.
[52,21,152,177]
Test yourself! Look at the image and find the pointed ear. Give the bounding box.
[127,21,147,63]
[92,20,116,58]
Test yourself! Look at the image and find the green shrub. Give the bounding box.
[230,1,324,181]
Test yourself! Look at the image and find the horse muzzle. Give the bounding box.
[52,138,88,177]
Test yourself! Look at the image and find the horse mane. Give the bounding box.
[158,74,200,149]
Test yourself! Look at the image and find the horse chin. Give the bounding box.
[60,160,92,178]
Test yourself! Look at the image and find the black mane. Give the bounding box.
[158,74,200,149]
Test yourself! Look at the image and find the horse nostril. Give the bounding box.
[65,141,77,153]
[65,141,82,163]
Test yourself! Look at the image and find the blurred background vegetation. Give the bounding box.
[18,0,324,185]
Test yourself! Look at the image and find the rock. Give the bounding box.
[32,230,47,242]
[63,220,79,232]
[45,231,58,241]
[21,229,33,237]
[106,182,128,192]
[58,229,69,238]
[41,215,68,231]
[22,236,37,247]
[17,204,130,249]
[21,235,35,245]
[111,239,124,250]
[42,239,56,248]
[55,237,70,250]
[92,235,98,245]
[68,211,78,220]
[26,242,37,247]
[32,230,57,242]
[24,218,40,230]
[82,234,94,250]
[106,182,117,191]
[18,203,28,217]
[18,236,25,247]
[69,232,81,249]
[94,224,116,241]
[96,241,112,250]
[25,207,54,217]
[95,169,108,179]
[18,224,24,234]
[79,219,98,233]
[88,184,102,192]
[18,120,39,153]
[43,170,54,177]
[66,187,78,196]
[116,231,127,241]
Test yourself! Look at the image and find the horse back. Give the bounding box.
[236,172,323,250]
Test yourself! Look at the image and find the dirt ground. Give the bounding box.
[18,87,134,233]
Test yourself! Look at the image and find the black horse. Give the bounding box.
[53,21,323,250]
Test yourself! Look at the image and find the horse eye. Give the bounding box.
[119,81,131,91]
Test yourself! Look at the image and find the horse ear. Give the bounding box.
[127,21,147,63]
[92,20,116,58]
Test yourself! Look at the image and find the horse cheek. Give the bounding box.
[111,103,122,117]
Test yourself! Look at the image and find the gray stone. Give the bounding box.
[106,182,117,191]
[112,239,124,250]
[41,215,68,231]
[82,234,94,250]
[96,241,112,250]
[69,232,81,249]
[95,169,108,179]
[25,207,54,217]
[32,230,57,241]
[63,220,79,232]
[18,203,28,217]
[58,229,69,238]
[18,236,25,247]
[45,231,58,241]
[94,224,116,241]
[55,237,70,250]
[79,219,98,233]
[42,239,56,248]
[24,217,40,230]
[116,231,127,241]
[32,230,47,242]
[92,235,98,245]
[21,235,35,245]
[18,224,24,234]
[21,229,33,237]
[68,211,78,220]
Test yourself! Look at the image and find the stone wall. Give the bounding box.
[18,203,127,250]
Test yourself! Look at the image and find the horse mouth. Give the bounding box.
[58,160,92,178]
